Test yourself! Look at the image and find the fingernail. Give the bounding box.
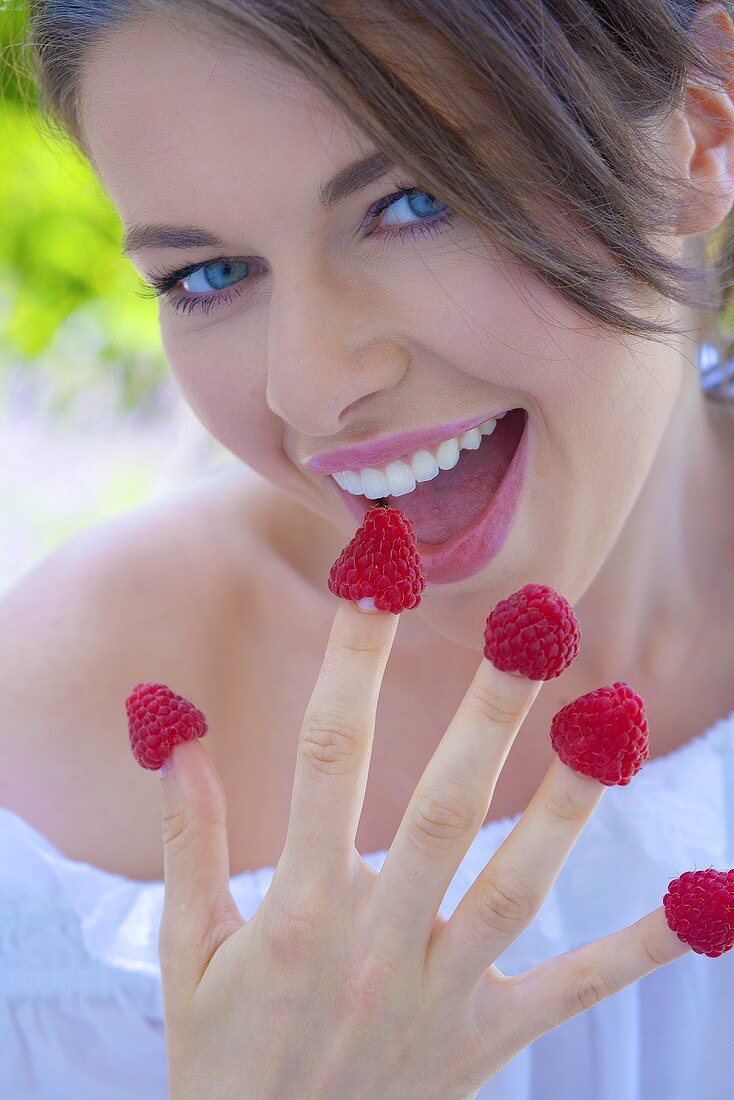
[159,757,171,778]
[355,597,380,613]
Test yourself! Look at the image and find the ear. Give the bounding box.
[675,2,734,235]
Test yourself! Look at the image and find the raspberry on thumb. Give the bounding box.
[126,682,208,772]
[327,502,427,614]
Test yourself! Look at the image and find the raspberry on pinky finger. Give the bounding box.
[663,868,734,957]
[549,682,649,786]
[483,582,581,680]
[327,502,427,614]
[126,682,208,771]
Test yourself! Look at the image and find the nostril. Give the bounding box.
[338,388,384,424]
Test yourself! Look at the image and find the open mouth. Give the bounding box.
[330,407,530,585]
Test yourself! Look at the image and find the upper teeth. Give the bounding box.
[331,415,504,499]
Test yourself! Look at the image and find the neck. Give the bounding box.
[572,326,734,685]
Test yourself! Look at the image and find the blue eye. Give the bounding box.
[378,190,447,229]
[181,259,251,294]
[141,184,453,318]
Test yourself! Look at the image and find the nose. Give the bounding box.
[265,266,409,436]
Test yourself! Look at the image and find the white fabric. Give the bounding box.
[2,710,734,1099]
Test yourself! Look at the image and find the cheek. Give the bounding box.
[160,319,285,477]
[544,336,681,552]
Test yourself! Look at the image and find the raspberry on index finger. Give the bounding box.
[327,502,427,614]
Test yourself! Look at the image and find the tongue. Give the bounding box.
[385,409,525,544]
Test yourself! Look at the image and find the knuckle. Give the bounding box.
[541,786,586,826]
[161,806,190,849]
[473,870,538,933]
[299,716,364,776]
[411,785,481,850]
[566,964,615,1015]
[640,932,668,969]
[343,953,395,1019]
[330,633,386,663]
[266,894,324,969]
[470,681,520,729]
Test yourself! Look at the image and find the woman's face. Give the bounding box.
[80,16,689,646]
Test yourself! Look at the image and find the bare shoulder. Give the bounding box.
[0,462,275,878]
[0,462,265,692]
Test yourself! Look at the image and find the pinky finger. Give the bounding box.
[480,908,690,1045]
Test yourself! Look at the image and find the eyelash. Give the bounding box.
[137,182,453,318]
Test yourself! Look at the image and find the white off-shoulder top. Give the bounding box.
[2,710,734,1099]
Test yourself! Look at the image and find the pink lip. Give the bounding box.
[305,409,509,475]
[331,410,530,585]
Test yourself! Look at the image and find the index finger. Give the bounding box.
[276,598,399,899]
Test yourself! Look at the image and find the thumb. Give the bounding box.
[159,738,244,980]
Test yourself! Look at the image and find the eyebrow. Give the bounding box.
[121,150,395,256]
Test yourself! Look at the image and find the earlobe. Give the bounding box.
[676,3,734,235]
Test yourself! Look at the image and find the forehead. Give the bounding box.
[79,15,369,229]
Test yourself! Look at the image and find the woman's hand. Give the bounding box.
[156,599,688,1100]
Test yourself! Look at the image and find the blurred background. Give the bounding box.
[0,2,239,601]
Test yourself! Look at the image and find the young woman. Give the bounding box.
[3,0,734,1096]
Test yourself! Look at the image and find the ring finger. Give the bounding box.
[426,753,606,994]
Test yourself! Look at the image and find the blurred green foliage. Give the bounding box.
[1,1,34,105]
[0,1,166,411]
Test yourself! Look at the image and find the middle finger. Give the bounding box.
[370,654,542,954]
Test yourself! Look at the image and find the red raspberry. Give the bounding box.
[549,681,649,785]
[126,682,208,770]
[483,582,580,680]
[327,503,427,614]
[663,868,734,957]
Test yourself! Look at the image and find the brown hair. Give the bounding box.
[18,0,734,352]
